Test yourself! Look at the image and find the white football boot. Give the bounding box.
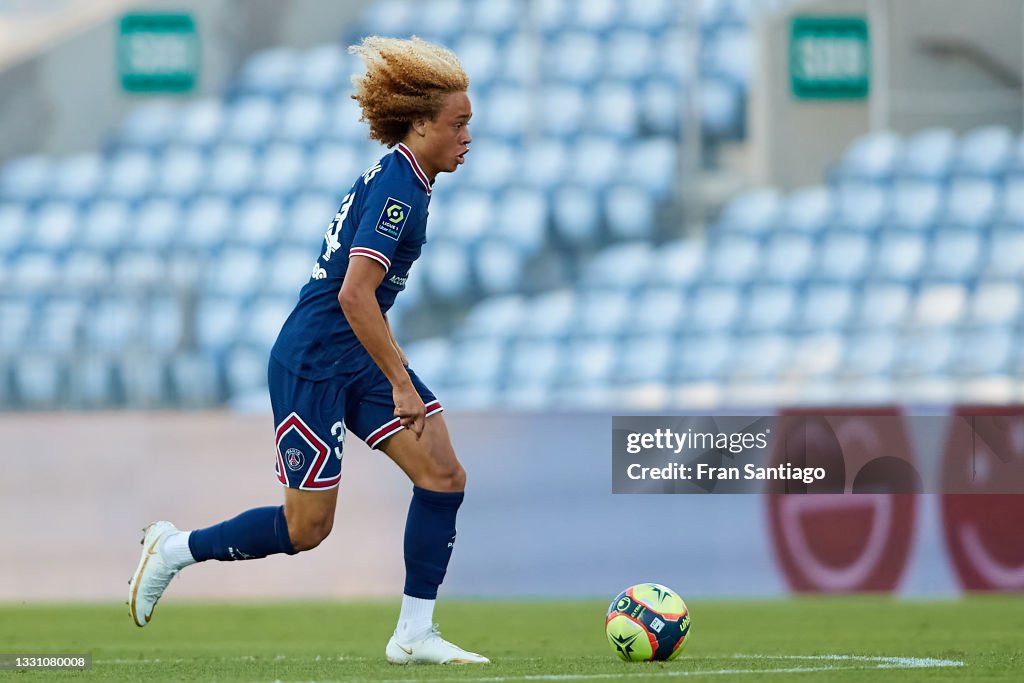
[128,521,181,627]
[386,624,490,665]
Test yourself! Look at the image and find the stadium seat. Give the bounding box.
[953,125,1013,178]
[446,190,494,242]
[262,247,314,296]
[207,145,257,197]
[461,142,517,191]
[84,297,142,352]
[589,82,639,139]
[0,299,33,352]
[235,48,298,97]
[258,143,307,195]
[616,333,675,383]
[889,180,943,232]
[787,333,843,378]
[105,151,156,200]
[583,242,654,290]
[998,177,1024,224]
[815,231,871,283]
[851,283,911,331]
[507,338,565,384]
[173,98,225,147]
[13,355,64,407]
[182,195,234,250]
[552,184,603,245]
[9,251,59,293]
[796,284,855,333]
[459,295,526,340]
[639,77,681,136]
[779,186,833,234]
[224,347,271,397]
[575,289,633,335]
[239,296,293,350]
[53,153,103,202]
[839,130,902,183]
[421,240,472,299]
[277,94,327,144]
[522,138,569,190]
[545,32,602,84]
[726,334,790,380]
[967,280,1021,327]
[716,188,781,237]
[82,199,131,250]
[204,248,265,298]
[68,353,120,407]
[453,36,499,87]
[474,238,528,295]
[926,229,983,282]
[740,285,797,333]
[630,288,687,335]
[651,239,705,287]
[873,230,926,283]
[541,84,587,138]
[64,251,111,290]
[953,327,1013,377]
[118,102,178,150]
[34,201,77,251]
[0,155,51,202]
[521,290,576,340]
[833,181,887,233]
[168,353,222,407]
[293,44,347,95]
[704,27,753,85]
[626,137,678,199]
[838,331,898,377]
[571,136,622,191]
[760,233,814,284]
[232,195,285,249]
[689,285,742,332]
[908,283,967,329]
[131,198,181,251]
[403,337,450,387]
[0,203,27,252]
[605,31,655,80]
[944,178,999,230]
[896,127,956,181]
[705,235,760,284]
[563,337,617,384]
[495,188,546,251]
[111,249,167,291]
[195,297,245,353]
[984,227,1024,278]
[677,333,735,381]
[893,329,956,376]
[144,296,184,353]
[156,147,206,199]
[700,76,744,139]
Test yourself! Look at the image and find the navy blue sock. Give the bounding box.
[403,486,464,599]
[188,506,296,562]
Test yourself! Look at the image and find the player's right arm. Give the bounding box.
[338,256,425,437]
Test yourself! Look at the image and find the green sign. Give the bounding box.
[790,16,869,99]
[118,13,199,93]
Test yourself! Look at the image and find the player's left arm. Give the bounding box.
[383,314,408,367]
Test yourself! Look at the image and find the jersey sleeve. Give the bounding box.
[349,184,417,272]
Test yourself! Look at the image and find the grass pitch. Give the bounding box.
[1,597,1021,681]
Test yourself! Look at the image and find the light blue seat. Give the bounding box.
[1,155,52,202]
[454,34,500,85]
[953,125,1013,178]
[622,0,676,30]
[630,289,687,335]
[503,380,556,410]
[797,284,855,333]
[468,0,517,37]
[716,188,781,237]
[521,290,576,340]
[82,199,131,250]
[172,98,225,147]
[403,337,450,388]
[0,204,27,252]
[655,28,689,81]
[446,190,494,242]
[474,238,528,295]
[546,32,602,84]
[461,142,517,191]
[833,181,887,233]
[0,299,33,351]
[552,184,601,244]
[626,137,677,199]
[944,178,999,229]
[308,142,362,194]
[70,354,120,407]
[954,327,1014,376]
[968,280,1020,327]
[839,331,898,377]
[118,102,178,150]
[239,295,293,350]
[64,251,111,290]
[84,297,142,352]
[605,184,656,240]
[204,248,264,298]
[130,198,181,250]
[195,297,245,352]
[575,289,633,335]
[105,151,155,200]
[893,330,956,376]
[476,84,530,142]
[896,127,956,181]
[780,186,833,234]
[144,296,184,353]
[741,285,797,333]
[521,137,568,190]
[907,283,967,329]
[169,353,222,407]
[851,283,911,331]
[998,177,1024,224]
[324,95,366,143]
[263,246,314,296]
[460,295,526,339]
[651,239,705,287]
[495,188,546,251]
[156,147,206,199]
[760,233,814,284]
[234,195,285,249]
[727,334,790,380]
[277,94,327,144]
[889,180,942,232]
[224,347,269,397]
[815,231,871,283]
[571,136,622,191]
[259,143,307,195]
[182,195,233,249]
[700,76,743,139]
[564,337,617,384]
[617,333,675,384]
[411,0,464,44]
[33,201,77,251]
[576,0,619,33]
[9,251,59,293]
[207,145,256,197]
[984,227,1024,278]
[287,191,337,246]
[788,333,844,378]
[360,0,415,36]
[448,337,507,387]
[540,84,586,139]
[639,77,681,135]
[53,153,102,202]
[111,249,167,290]
[223,97,278,145]
[13,355,63,407]
[705,235,760,284]
[605,31,655,80]
[704,27,752,85]
[689,285,742,333]
[588,82,639,139]
[839,130,901,183]
[507,338,565,384]
[873,230,926,282]
[926,229,983,281]
[678,333,734,381]
[583,242,654,290]
[293,44,346,95]
[422,240,472,299]
[235,48,298,97]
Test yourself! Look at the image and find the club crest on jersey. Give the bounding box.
[285,448,305,471]
[375,197,412,240]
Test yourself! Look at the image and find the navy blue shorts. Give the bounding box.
[268,355,442,490]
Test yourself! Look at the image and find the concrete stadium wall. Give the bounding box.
[0,0,368,163]
[3,410,1022,602]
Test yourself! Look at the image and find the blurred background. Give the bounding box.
[1,0,1022,601]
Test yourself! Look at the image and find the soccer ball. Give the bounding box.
[605,583,691,662]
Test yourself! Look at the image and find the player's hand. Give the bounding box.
[393,382,425,438]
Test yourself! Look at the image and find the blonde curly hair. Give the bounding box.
[348,36,469,148]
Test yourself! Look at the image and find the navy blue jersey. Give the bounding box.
[271,143,432,380]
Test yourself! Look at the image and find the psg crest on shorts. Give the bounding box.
[285,448,305,471]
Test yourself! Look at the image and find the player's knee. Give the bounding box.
[420,460,466,492]
[287,512,334,552]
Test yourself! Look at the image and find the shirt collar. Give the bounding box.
[395,143,432,195]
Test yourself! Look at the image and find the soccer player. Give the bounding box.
[128,36,487,665]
